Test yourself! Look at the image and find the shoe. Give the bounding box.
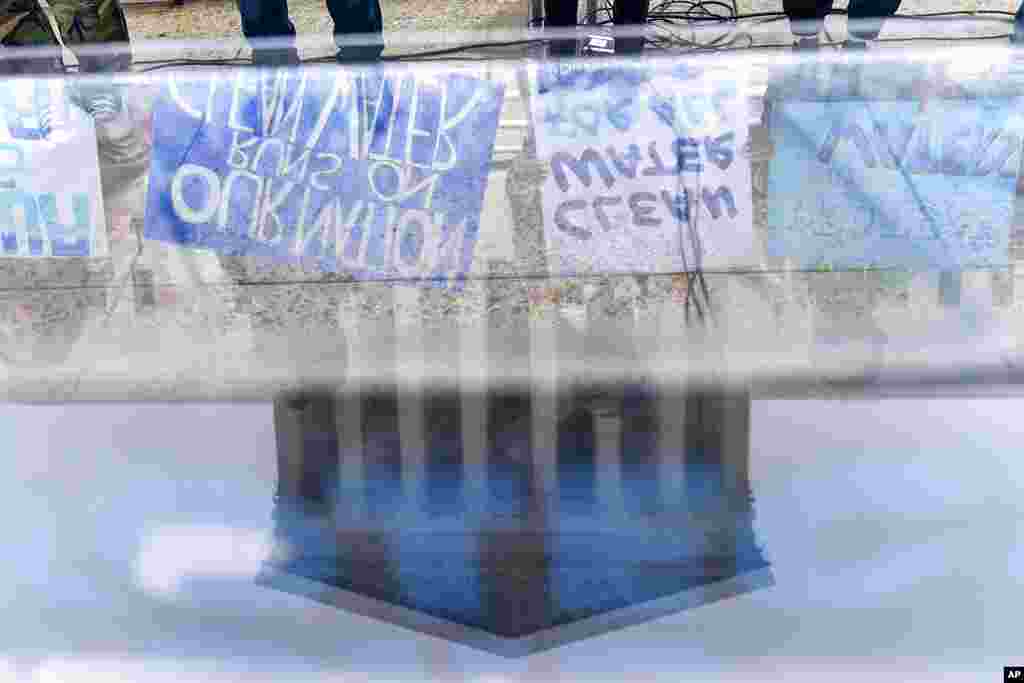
[793,36,820,51]
[251,47,301,67]
[336,42,384,64]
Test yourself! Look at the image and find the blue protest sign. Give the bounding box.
[144,65,504,284]
[766,96,1023,270]
[0,80,107,258]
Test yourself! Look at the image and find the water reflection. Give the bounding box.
[266,380,771,651]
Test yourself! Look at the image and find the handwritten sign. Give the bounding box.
[766,97,1023,269]
[529,59,755,275]
[0,79,108,257]
[144,65,504,285]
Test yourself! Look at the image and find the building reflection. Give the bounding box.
[269,376,769,640]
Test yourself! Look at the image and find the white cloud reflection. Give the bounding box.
[134,524,271,597]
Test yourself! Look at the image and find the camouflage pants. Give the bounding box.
[1,0,129,73]
[0,0,61,73]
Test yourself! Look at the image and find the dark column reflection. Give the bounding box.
[267,375,770,640]
[487,389,534,518]
[621,382,659,516]
[361,387,402,518]
[556,388,599,514]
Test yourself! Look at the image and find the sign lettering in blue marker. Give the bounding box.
[767,97,1023,269]
[144,66,504,285]
[0,80,107,258]
[529,59,756,275]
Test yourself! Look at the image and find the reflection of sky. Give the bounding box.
[0,398,1021,680]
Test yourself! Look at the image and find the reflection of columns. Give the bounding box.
[395,284,426,513]
[271,389,341,568]
[529,284,560,519]
[684,389,754,579]
[717,389,751,507]
[361,286,402,520]
[335,387,365,525]
[620,383,659,517]
[484,260,535,520]
[336,286,364,526]
[272,395,306,509]
[424,387,464,517]
[422,288,464,517]
[459,280,489,519]
[655,382,687,509]
[593,404,625,519]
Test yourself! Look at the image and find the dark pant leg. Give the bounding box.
[783,0,832,38]
[1,3,64,75]
[327,0,384,61]
[237,0,299,64]
[847,0,901,41]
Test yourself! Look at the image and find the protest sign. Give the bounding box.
[766,96,1024,269]
[144,65,504,286]
[529,59,755,276]
[0,79,108,258]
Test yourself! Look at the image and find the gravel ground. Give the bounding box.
[123,0,1020,40]
[123,0,528,42]
[119,0,1024,59]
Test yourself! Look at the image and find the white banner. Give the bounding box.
[529,59,755,275]
[0,79,108,258]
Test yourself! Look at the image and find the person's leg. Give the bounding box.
[44,0,151,169]
[0,0,64,74]
[237,0,300,65]
[50,0,131,72]
[846,0,901,43]
[327,0,384,62]
[1014,2,1024,43]
[783,0,831,41]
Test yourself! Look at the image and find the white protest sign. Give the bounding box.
[0,78,108,258]
[529,58,755,275]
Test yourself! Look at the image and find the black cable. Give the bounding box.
[120,5,1020,72]
[0,264,934,296]
[133,38,551,71]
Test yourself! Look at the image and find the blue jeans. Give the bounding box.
[237,0,383,62]
[784,0,901,41]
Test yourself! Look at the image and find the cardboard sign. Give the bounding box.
[144,65,504,286]
[529,59,755,276]
[0,79,108,257]
[766,97,1023,269]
